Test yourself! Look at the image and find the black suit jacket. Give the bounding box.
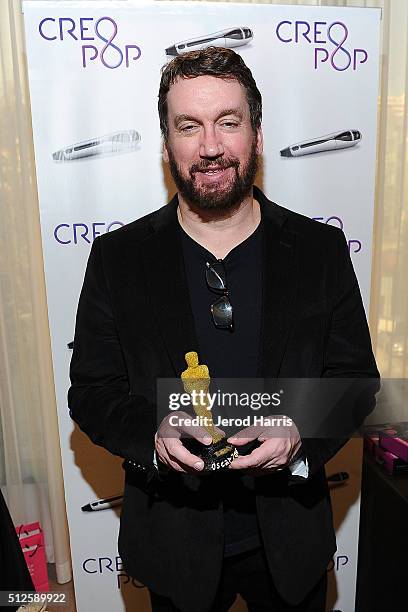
[68,186,379,611]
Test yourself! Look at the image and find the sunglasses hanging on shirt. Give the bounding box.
[205,260,234,332]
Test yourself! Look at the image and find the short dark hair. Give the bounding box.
[158,47,262,140]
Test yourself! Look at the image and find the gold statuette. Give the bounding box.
[181,351,238,471]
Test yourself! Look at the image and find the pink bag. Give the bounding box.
[16,522,49,592]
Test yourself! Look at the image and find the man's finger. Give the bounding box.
[180,424,226,445]
[262,458,287,470]
[156,442,190,473]
[167,438,205,470]
[227,425,263,445]
[228,446,271,470]
[172,418,213,445]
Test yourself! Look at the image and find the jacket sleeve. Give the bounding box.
[296,229,380,479]
[68,237,157,470]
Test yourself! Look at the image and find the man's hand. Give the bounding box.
[155,412,223,473]
[227,421,302,474]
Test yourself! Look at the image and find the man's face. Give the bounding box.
[163,75,263,211]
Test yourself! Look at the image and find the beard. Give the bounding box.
[167,138,259,212]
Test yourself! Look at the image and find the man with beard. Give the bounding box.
[69,48,379,611]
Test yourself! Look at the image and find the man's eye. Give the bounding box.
[180,124,197,132]
[221,121,239,129]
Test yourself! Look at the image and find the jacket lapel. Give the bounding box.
[256,188,299,378]
[140,194,199,377]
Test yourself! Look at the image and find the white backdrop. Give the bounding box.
[23,2,381,610]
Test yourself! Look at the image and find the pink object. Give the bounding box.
[374,444,408,475]
[379,434,408,463]
[364,422,408,463]
[16,522,49,592]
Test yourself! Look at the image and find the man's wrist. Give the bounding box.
[289,443,305,465]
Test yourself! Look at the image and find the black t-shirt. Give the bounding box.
[179,219,264,557]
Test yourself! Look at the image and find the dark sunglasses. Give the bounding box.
[205,260,234,331]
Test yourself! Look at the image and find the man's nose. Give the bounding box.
[199,126,224,158]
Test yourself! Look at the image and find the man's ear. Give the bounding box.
[162,141,169,163]
[256,127,264,156]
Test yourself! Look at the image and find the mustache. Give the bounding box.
[190,157,240,175]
